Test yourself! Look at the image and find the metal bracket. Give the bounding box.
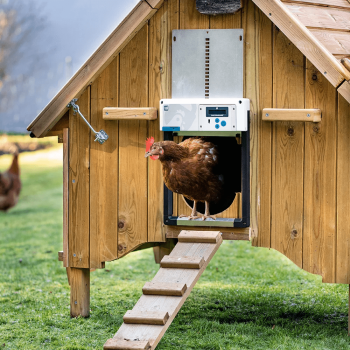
[67,98,109,144]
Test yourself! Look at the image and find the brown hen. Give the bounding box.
[0,153,21,211]
[145,137,223,220]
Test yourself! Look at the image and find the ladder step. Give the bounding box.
[123,310,169,325]
[142,282,187,296]
[104,339,150,350]
[160,255,204,269]
[178,230,221,243]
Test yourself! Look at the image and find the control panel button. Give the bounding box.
[215,124,220,129]
[221,121,226,127]
[215,118,220,123]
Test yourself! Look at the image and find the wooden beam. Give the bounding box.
[178,230,221,243]
[63,128,69,268]
[27,0,164,137]
[196,0,242,15]
[281,0,350,10]
[104,339,150,350]
[58,251,63,262]
[103,107,157,120]
[262,108,322,122]
[123,311,169,325]
[160,255,204,269]
[142,282,187,296]
[251,0,350,86]
[341,58,350,72]
[69,268,90,318]
[338,80,350,104]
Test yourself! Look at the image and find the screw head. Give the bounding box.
[265,113,269,117]
[73,254,76,257]
[74,301,77,305]
[307,114,311,117]
[105,112,109,115]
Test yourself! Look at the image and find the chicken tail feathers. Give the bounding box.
[8,153,19,175]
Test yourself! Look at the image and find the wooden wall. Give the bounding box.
[68,0,350,284]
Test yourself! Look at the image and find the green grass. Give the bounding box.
[1,149,350,349]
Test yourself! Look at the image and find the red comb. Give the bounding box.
[146,137,154,152]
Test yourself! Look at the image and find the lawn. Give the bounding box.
[1,148,350,349]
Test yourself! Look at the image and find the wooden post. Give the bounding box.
[348,284,350,336]
[69,268,90,318]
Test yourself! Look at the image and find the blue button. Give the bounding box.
[215,118,220,123]
[221,121,226,127]
[215,124,220,129]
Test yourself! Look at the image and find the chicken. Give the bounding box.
[0,153,21,211]
[145,137,224,220]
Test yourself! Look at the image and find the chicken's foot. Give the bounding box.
[202,201,216,221]
[179,200,200,220]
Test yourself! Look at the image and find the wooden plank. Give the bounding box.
[63,128,69,267]
[147,2,168,243]
[103,107,157,120]
[123,311,169,325]
[68,88,90,268]
[104,339,150,350]
[142,282,187,296]
[251,0,350,86]
[58,251,63,262]
[254,5,274,248]
[118,26,149,257]
[90,57,119,269]
[112,235,222,349]
[28,0,164,137]
[196,0,242,15]
[46,112,69,136]
[180,0,209,29]
[309,30,350,58]
[270,28,304,269]
[341,58,350,71]
[285,3,350,31]
[69,267,90,318]
[165,225,250,240]
[338,80,350,104]
[160,255,204,269]
[262,108,322,122]
[303,60,337,283]
[336,94,350,284]
[178,230,221,243]
[282,0,350,10]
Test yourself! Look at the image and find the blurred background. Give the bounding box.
[0,0,138,134]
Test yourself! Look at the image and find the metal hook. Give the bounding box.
[67,98,108,144]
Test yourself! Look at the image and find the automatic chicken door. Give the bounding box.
[162,29,250,228]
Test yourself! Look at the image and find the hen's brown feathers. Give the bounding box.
[0,153,21,211]
[155,138,223,203]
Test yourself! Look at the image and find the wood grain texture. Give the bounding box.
[160,255,205,269]
[262,108,322,122]
[180,0,209,29]
[69,267,90,318]
[46,112,69,136]
[63,128,69,267]
[118,26,149,257]
[338,80,350,104]
[104,339,150,350]
[142,282,187,296]
[111,234,222,350]
[310,30,350,57]
[285,3,350,31]
[282,0,350,9]
[90,57,119,269]
[341,58,350,71]
[123,311,169,325]
[28,0,164,137]
[255,5,274,248]
[242,0,260,245]
[178,230,221,243]
[336,94,350,283]
[271,29,304,269]
[252,0,350,86]
[304,60,337,283]
[68,88,90,268]
[103,107,157,120]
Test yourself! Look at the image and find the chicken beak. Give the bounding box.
[145,151,152,158]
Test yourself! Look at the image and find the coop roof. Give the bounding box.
[28,0,350,138]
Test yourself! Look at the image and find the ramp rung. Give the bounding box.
[160,255,204,269]
[104,339,150,350]
[178,230,221,243]
[142,282,187,296]
[123,310,169,325]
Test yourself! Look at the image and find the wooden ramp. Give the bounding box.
[104,230,223,350]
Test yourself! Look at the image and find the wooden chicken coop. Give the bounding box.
[28,0,350,348]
